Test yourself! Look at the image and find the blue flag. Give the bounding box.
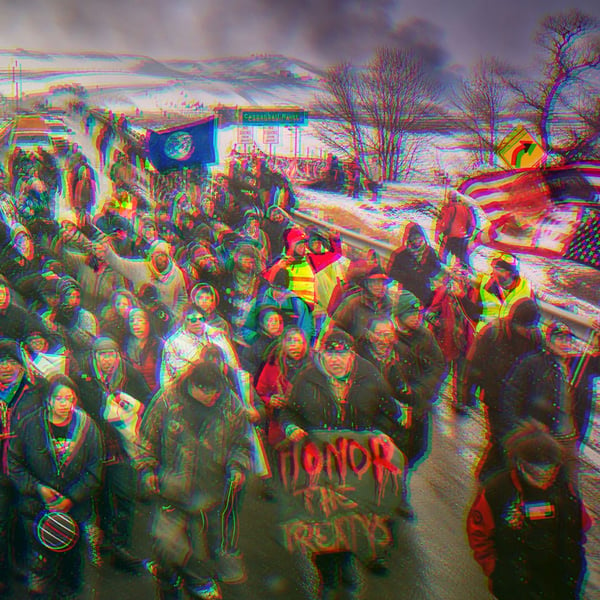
[146,116,217,172]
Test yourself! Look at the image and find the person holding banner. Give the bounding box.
[7,374,103,600]
[280,329,405,600]
[135,360,252,600]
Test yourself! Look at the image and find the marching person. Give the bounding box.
[135,360,252,600]
[463,298,544,481]
[95,238,188,321]
[467,422,590,600]
[387,222,443,309]
[73,336,151,573]
[500,321,589,486]
[280,329,404,599]
[159,304,239,388]
[392,291,445,471]
[332,265,392,342]
[435,191,476,266]
[8,374,103,600]
[471,252,534,333]
[0,339,44,598]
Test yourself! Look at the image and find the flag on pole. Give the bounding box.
[146,116,217,172]
[459,161,600,269]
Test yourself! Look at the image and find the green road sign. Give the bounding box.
[241,109,307,125]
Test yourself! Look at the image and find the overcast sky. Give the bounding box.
[2,0,600,71]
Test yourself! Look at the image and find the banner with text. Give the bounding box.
[275,430,405,560]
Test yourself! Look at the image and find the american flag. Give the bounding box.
[458,161,600,270]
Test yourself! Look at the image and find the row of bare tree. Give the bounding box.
[313,9,600,182]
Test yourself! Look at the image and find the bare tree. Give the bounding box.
[311,62,369,169]
[313,47,440,182]
[557,87,600,161]
[505,9,600,162]
[450,58,513,168]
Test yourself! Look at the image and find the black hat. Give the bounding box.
[139,283,159,303]
[0,339,21,363]
[187,361,225,390]
[306,226,328,244]
[507,423,563,466]
[360,265,389,286]
[511,299,540,328]
[492,252,519,274]
[393,290,421,320]
[272,268,290,289]
[546,321,574,341]
[321,329,354,353]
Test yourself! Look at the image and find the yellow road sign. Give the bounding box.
[498,125,546,169]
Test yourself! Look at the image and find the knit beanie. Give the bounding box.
[0,339,21,363]
[393,290,421,320]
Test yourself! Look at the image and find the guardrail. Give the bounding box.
[290,208,598,343]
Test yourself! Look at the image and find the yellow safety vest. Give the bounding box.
[477,274,533,332]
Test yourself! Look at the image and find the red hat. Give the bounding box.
[284,227,307,251]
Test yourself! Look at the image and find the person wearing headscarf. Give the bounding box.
[159,305,240,388]
[189,284,231,339]
[43,276,98,364]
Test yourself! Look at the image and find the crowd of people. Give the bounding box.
[0,106,597,600]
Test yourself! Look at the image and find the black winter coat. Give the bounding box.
[281,355,401,435]
[8,407,103,523]
[501,348,593,443]
[467,468,588,600]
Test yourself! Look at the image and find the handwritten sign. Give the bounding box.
[275,430,405,560]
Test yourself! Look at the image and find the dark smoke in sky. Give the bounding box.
[0,0,447,68]
[203,0,448,67]
[1,0,600,71]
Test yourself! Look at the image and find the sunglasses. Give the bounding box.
[186,315,203,323]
